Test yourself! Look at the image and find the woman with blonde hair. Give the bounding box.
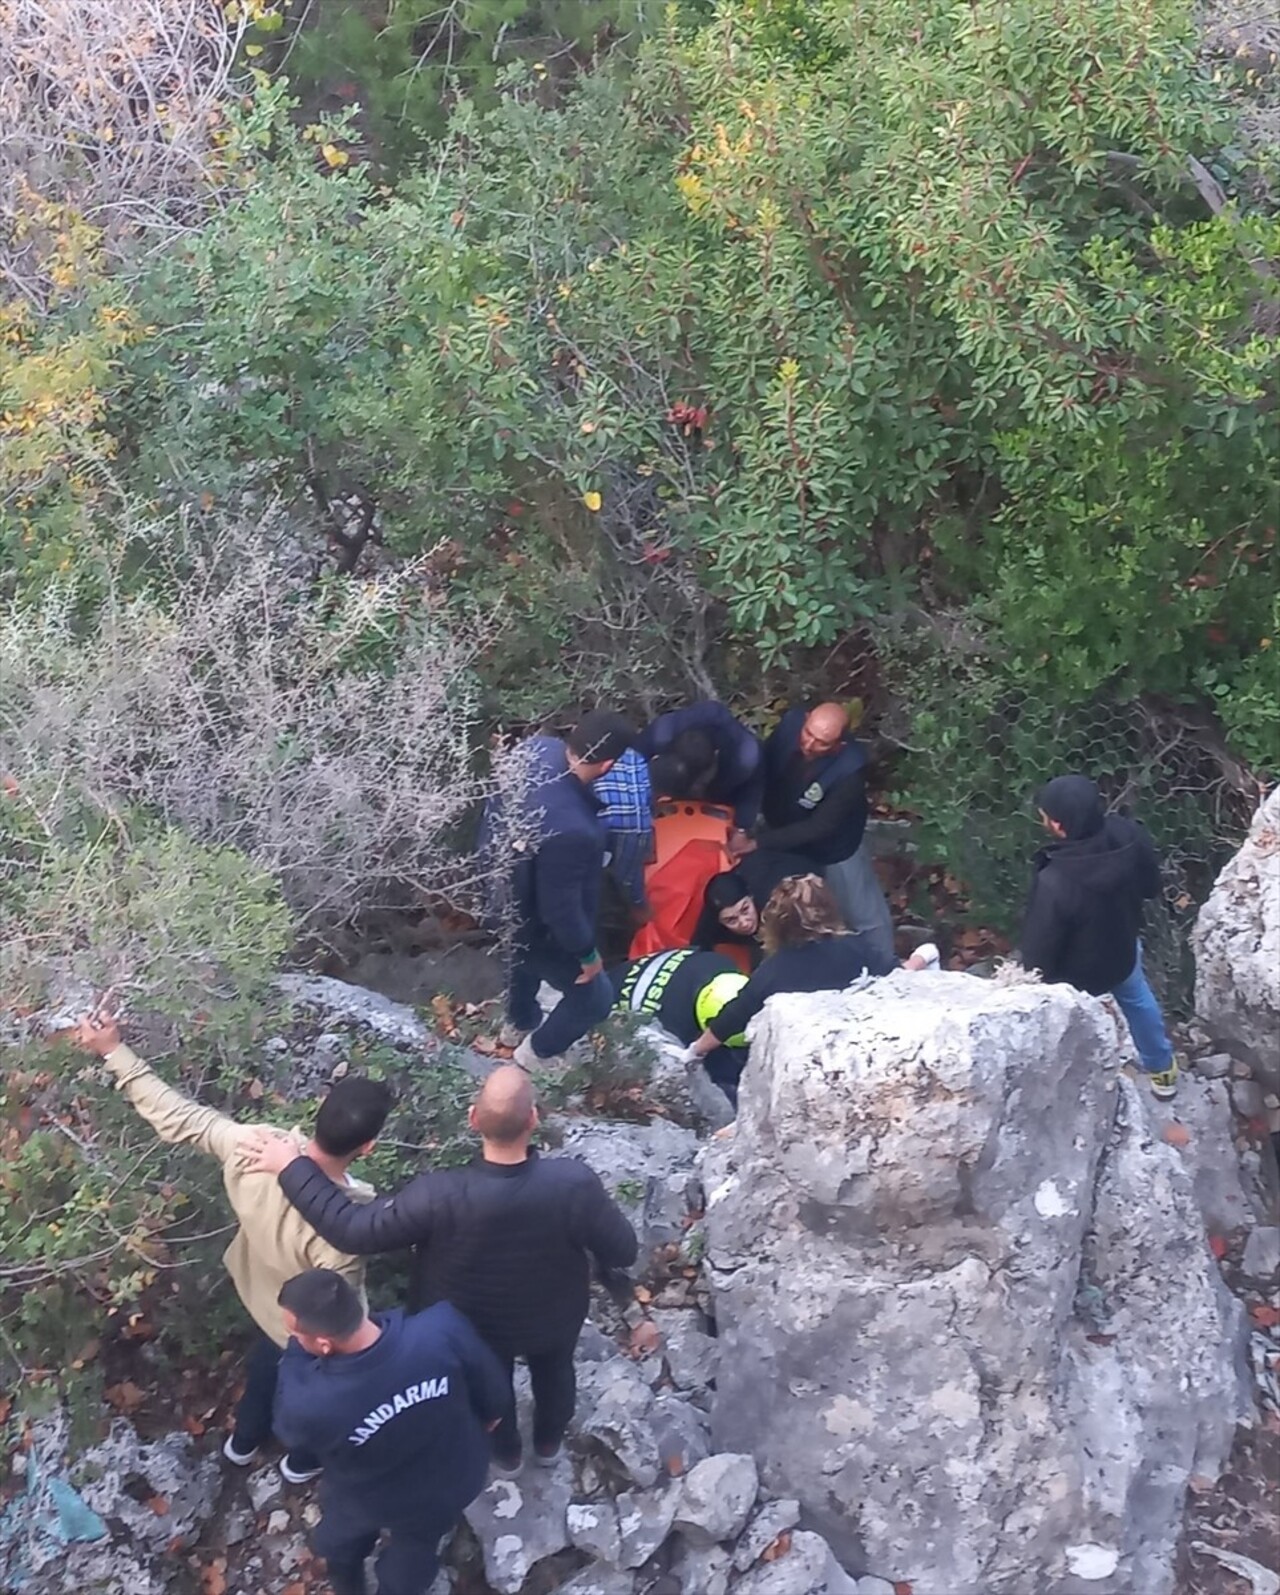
[680,874,935,1068]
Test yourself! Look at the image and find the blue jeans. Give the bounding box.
[507,944,614,1059]
[1111,948,1173,1074]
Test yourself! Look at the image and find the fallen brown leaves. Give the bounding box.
[1161,1122,1192,1149]
[762,1530,792,1561]
[104,1379,146,1414]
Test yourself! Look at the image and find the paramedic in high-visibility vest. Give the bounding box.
[610,946,751,1101]
[747,702,896,967]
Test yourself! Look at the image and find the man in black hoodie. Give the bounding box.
[1021,774,1179,1099]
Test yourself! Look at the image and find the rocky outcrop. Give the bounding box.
[461,1322,854,1593]
[1193,786,1280,1089]
[702,972,1252,1595]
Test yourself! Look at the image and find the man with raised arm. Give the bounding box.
[245,1064,637,1476]
[72,1013,392,1484]
[273,1268,506,1595]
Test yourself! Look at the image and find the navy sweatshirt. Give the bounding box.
[279,1149,638,1357]
[638,702,765,830]
[273,1304,506,1521]
[512,769,608,963]
[707,932,894,1043]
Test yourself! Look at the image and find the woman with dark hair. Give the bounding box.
[691,850,814,970]
[681,875,936,1065]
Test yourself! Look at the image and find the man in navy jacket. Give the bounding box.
[273,1268,506,1595]
[638,701,765,833]
[751,702,895,965]
[502,711,635,1070]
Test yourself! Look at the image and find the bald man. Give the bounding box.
[245,1066,637,1476]
[752,702,895,964]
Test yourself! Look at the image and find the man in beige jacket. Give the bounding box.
[73,1014,391,1483]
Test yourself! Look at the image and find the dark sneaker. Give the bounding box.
[491,1447,523,1479]
[279,1454,323,1485]
[533,1442,564,1469]
[221,1435,259,1467]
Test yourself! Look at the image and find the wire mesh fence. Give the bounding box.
[855,629,1260,1016]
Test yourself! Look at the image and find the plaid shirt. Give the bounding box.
[593,749,652,908]
[592,749,652,833]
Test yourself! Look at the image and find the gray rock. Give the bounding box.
[72,1420,221,1553]
[731,1530,857,1594]
[733,1498,802,1571]
[1143,1074,1269,1233]
[651,1391,712,1478]
[637,1022,737,1132]
[576,1352,665,1488]
[616,1483,681,1567]
[276,973,436,1051]
[555,1567,637,1595]
[568,1499,622,1564]
[246,1466,284,1512]
[669,1539,734,1595]
[223,1506,254,1546]
[1231,1077,1266,1120]
[463,1467,572,1594]
[704,975,1251,1595]
[556,1116,703,1259]
[652,1309,719,1397]
[672,1453,758,1546]
[1193,788,1280,1092]
[855,1579,898,1595]
[1193,1052,1234,1080]
[1243,1226,1280,1281]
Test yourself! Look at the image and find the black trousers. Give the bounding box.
[491,1339,578,1459]
[315,1495,459,1595]
[231,1331,320,1471]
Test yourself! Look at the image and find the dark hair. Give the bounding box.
[692,869,753,950]
[670,729,717,784]
[314,1077,394,1158]
[703,870,750,918]
[649,752,694,800]
[278,1268,364,1338]
[567,710,635,765]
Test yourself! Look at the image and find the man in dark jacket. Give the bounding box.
[750,702,895,965]
[503,710,635,1070]
[246,1066,638,1477]
[1021,773,1179,1099]
[273,1268,506,1595]
[638,702,765,834]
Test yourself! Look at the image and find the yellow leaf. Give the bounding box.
[245,42,263,56]
[321,143,349,168]
[582,490,602,512]
[580,420,596,434]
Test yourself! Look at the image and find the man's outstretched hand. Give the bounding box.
[72,1014,123,1056]
[239,1124,305,1176]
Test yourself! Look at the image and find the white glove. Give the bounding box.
[676,1045,703,1067]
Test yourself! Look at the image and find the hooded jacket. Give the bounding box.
[1020,776,1163,995]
